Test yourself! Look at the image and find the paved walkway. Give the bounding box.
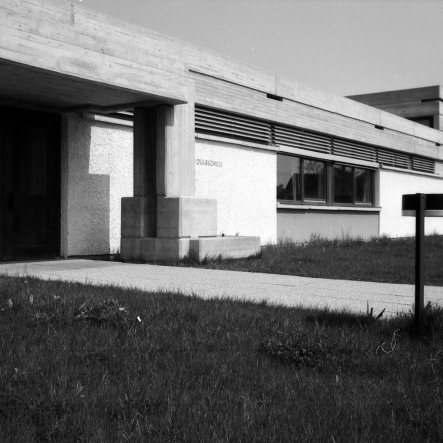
[0,259,442,316]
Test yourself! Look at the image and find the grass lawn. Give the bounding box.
[175,235,443,286]
[1,276,442,442]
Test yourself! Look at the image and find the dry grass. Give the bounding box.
[173,234,443,285]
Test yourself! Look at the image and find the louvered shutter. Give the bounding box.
[195,106,271,144]
[412,157,435,174]
[273,125,331,154]
[332,139,376,162]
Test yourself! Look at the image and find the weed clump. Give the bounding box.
[73,299,128,327]
[259,333,363,372]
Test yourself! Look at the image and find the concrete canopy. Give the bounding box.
[0,59,185,111]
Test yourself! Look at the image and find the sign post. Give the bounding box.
[402,193,443,327]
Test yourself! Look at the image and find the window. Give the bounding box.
[277,156,326,203]
[333,164,353,204]
[277,156,300,201]
[303,159,326,201]
[333,164,374,205]
[277,154,374,206]
[355,168,373,204]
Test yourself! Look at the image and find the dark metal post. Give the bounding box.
[415,193,425,327]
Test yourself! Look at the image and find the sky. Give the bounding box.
[78,0,443,97]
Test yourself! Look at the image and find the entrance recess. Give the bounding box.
[0,107,60,261]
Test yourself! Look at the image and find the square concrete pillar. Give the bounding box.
[157,197,217,238]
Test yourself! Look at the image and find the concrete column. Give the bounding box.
[133,107,157,197]
[156,103,195,197]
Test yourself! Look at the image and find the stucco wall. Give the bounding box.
[61,114,133,256]
[195,138,277,244]
[379,168,443,237]
[277,210,379,242]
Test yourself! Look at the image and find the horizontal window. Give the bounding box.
[277,154,375,206]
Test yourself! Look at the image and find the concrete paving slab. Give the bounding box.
[0,259,442,316]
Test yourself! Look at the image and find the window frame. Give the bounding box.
[277,154,375,207]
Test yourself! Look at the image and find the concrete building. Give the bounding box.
[1,0,443,262]
[349,86,443,130]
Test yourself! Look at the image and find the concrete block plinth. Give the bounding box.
[157,197,217,238]
[142,238,191,261]
[121,197,156,238]
[120,237,143,261]
[189,236,261,261]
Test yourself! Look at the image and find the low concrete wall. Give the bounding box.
[277,209,379,242]
[379,169,443,237]
[189,236,261,261]
[61,114,133,256]
[195,138,277,244]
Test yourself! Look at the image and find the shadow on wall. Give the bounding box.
[62,115,110,256]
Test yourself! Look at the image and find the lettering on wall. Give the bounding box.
[196,158,223,168]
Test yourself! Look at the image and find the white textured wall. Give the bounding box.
[379,169,443,236]
[278,210,379,242]
[62,115,133,256]
[195,139,276,244]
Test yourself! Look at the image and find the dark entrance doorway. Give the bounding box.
[0,107,60,261]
